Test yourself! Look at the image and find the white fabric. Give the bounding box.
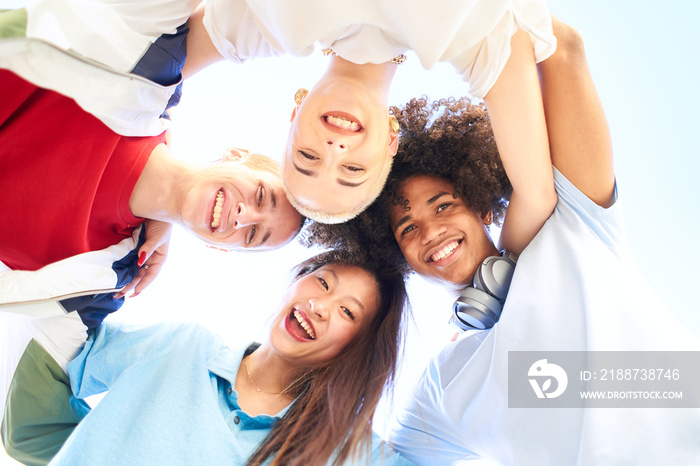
[390,169,700,465]
[0,38,172,137]
[0,0,199,136]
[0,226,141,309]
[203,0,556,99]
[24,0,197,73]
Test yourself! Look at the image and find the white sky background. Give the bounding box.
[2,1,700,465]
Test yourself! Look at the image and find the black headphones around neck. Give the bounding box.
[451,250,518,331]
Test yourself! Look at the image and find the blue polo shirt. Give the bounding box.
[53,322,410,465]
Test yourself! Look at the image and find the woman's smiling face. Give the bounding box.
[283,80,397,217]
[269,263,380,367]
[389,175,498,289]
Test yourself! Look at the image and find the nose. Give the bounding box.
[421,222,447,246]
[308,297,329,320]
[324,138,348,153]
[232,202,261,228]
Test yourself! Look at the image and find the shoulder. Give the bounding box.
[552,167,624,238]
[93,321,219,353]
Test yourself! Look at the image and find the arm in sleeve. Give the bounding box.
[389,333,492,464]
[538,18,615,207]
[68,322,207,398]
[366,431,416,465]
[2,339,90,466]
[389,371,479,465]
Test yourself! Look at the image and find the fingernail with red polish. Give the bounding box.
[138,251,147,267]
[131,292,140,298]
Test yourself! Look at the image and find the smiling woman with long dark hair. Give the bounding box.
[2,250,410,466]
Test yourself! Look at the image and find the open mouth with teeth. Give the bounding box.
[322,113,363,133]
[428,239,463,263]
[286,309,316,341]
[210,189,224,231]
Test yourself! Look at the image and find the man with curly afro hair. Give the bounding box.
[305,17,700,465]
[303,27,558,288]
[302,95,511,286]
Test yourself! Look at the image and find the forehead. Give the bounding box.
[316,263,376,286]
[253,201,302,251]
[241,162,279,183]
[283,166,379,217]
[390,175,456,215]
[282,134,391,216]
[293,172,375,214]
[315,263,380,312]
[398,175,456,198]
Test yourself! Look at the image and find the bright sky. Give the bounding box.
[2,1,700,465]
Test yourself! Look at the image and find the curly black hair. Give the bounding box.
[301,96,512,276]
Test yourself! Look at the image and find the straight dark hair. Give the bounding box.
[246,250,408,466]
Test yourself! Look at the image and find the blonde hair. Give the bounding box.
[284,155,394,224]
[243,153,280,175]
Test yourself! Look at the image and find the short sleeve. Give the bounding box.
[203,0,281,63]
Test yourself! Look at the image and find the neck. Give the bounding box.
[129,143,191,222]
[322,55,397,102]
[241,344,305,396]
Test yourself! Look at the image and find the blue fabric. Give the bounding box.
[129,23,188,87]
[59,227,146,329]
[129,22,188,117]
[54,322,411,465]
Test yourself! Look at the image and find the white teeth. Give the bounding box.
[430,240,459,262]
[293,310,316,340]
[326,115,360,131]
[211,189,224,230]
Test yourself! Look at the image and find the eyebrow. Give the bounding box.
[293,159,366,188]
[259,229,272,247]
[427,191,451,205]
[327,269,366,314]
[293,161,316,177]
[393,214,412,233]
[393,191,451,233]
[251,188,277,249]
[337,178,366,188]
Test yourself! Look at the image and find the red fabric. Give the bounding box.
[0,70,166,271]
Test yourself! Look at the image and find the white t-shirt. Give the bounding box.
[390,169,700,465]
[0,0,198,136]
[203,0,556,99]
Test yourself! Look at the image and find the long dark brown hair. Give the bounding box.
[246,250,408,466]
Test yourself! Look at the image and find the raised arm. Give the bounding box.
[182,3,224,79]
[483,29,558,255]
[538,18,615,207]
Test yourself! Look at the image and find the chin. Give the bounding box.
[434,274,469,290]
[421,266,472,289]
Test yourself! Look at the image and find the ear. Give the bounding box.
[481,210,493,225]
[388,129,399,157]
[222,147,250,162]
[291,88,308,123]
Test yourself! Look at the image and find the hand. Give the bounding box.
[114,220,172,299]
